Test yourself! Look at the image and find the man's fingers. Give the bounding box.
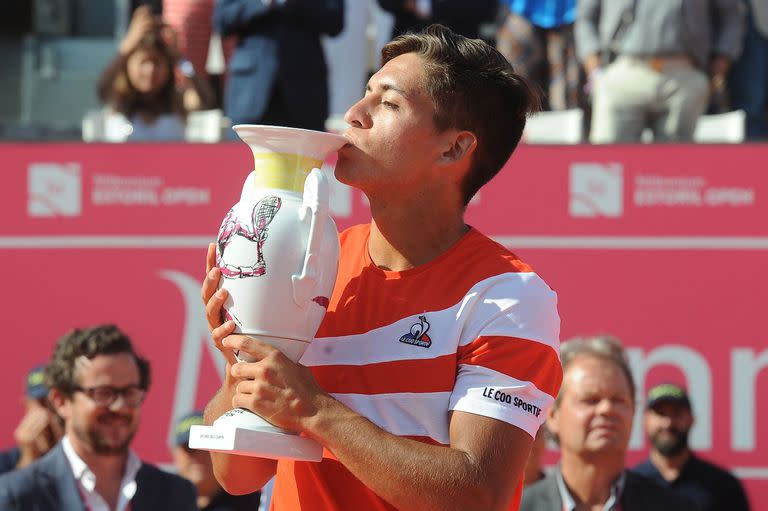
[201,266,221,305]
[224,335,276,362]
[212,320,236,347]
[204,284,227,331]
[206,242,216,274]
[211,322,238,365]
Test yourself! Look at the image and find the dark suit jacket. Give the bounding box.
[377,0,498,40]
[520,467,694,511]
[0,444,197,511]
[214,0,344,129]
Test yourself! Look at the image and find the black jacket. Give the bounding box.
[0,443,197,511]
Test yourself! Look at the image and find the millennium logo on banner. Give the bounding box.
[27,162,82,217]
[569,162,624,218]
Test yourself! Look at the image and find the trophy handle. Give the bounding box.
[291,168,328,307]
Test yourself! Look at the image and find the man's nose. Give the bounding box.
[344,98,371,129]
[108,393,133,411]
[597,398,618,415]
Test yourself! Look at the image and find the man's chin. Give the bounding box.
[93,444,131,456]
[92,433,135,455]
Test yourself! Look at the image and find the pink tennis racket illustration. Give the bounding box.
[217,196,282,279]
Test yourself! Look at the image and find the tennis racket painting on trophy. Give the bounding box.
[217,196,282,280]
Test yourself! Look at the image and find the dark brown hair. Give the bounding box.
[381,24,540,205]
[99,30,183,121]
[45,325,151,394]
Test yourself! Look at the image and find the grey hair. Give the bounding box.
[554,335,636,408]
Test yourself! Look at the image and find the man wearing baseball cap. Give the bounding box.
[0,363,63,474]
[172,410,262,511]
[633,383,751,511]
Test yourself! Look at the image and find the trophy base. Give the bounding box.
[188,408,322,462]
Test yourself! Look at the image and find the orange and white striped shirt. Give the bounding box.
[272,224,562,510]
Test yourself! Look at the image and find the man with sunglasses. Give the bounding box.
[0,324,196,511]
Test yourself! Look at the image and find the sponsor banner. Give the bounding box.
[0,143,765,507]
[466,144,766,237]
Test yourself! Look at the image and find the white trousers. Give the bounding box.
[590,56,710,143]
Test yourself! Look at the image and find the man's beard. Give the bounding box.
[75,413,137,455]
[650,427,689,457]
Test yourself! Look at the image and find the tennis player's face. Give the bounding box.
[549,356,634,457]
[337,53,455,195]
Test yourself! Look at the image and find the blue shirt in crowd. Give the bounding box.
[503,0,576,28]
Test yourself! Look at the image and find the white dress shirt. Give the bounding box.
[556,468,627,511]
[61,436,142,511]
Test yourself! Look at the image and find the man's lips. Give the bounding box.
[341,131,357,148]
[98,414,132,426]
[591,422,620,433]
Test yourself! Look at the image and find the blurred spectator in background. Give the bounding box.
[634,384,751,511]
[729,0,768,140]
[521,336,691,511]
[496,0,580,111]
[172,410,262,510]
[213,0,344,131]
[163,0,215,81]
[575,0,745,144]
[523,425,548,487]
[96,5,214,142]
[0,325,197,510]
[377,0,498,41]
[0,364,63,475]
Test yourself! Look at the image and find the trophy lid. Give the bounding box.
[233,125,348,160]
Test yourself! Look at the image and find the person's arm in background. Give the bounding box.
[201,245,278,495]
[574,0,602,92]
[98,5,157,104]
[13,405,61,469]
[710,0,746,89]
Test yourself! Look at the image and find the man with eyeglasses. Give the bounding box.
[0,324,197,511]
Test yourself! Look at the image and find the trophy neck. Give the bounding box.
[251,152,323,193]
[233,125,347,193]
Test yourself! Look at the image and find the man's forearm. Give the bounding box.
[304,395,526,511]
[204,382,277,494]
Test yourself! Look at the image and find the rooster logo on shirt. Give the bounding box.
[399,315,432,348]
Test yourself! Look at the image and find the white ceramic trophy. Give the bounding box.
[189,125,346,462]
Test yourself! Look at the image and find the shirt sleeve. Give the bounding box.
[448,272,562,437]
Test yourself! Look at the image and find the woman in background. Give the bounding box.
[97,5,213,141]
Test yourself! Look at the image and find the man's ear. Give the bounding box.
[546,403,559,437]
[440,131,477,165]
[49,388,71,422]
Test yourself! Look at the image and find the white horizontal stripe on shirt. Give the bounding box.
[450,364,555,438]
[304,272,558,367]
[331,391,453,444]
